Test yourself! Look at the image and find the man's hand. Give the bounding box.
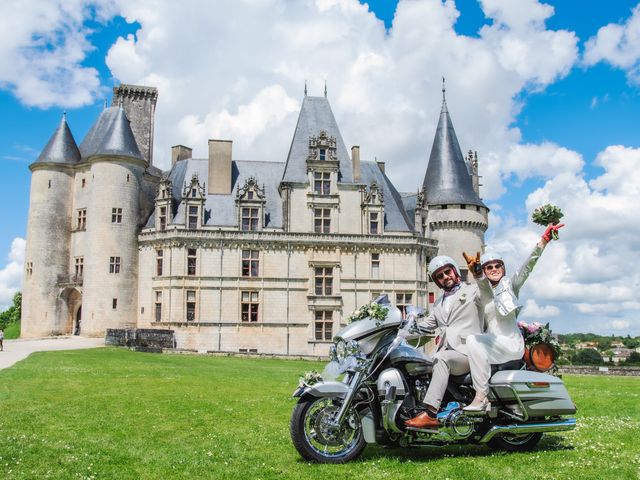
[542,223,565,243]
[463,251,482,276]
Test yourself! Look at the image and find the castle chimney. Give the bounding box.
[112,84,158,165]
[171,145,192,166]
[351,145,361,182]
[208,139,232,194]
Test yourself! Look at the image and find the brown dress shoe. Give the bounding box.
[405,412,439,428]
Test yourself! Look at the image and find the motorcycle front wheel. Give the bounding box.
[290,396,366,463]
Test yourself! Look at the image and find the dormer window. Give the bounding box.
[362,182,385,235]
[236,176,266,231]
[314,172,330,195]
[319,149,326,161]
[182,174,206,230]
[155,178,173,232]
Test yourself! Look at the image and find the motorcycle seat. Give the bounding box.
[449,359,525,385]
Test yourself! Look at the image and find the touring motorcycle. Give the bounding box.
[290,295,576,463]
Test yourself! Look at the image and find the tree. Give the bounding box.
[0,292,21,330]
[573,348,603,365]
[625,352,640,365]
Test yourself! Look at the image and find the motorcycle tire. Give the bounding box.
[487,432,543,452]
[290,396,366,464]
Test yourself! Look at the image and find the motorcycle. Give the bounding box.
[290,294,576,463]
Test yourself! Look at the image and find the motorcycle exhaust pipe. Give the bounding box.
[479,418,577,443]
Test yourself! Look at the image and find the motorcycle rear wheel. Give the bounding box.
[290,396,366,464]
[487,432,542,452]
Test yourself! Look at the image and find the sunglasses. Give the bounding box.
[435,268,454,280]
[483,263,504,271]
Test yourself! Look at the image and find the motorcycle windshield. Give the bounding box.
[335,306,402,342]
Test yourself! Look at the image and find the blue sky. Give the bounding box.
[1,0,639,335]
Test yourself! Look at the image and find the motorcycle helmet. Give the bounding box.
[428,255,460,288]
[480,251,505,269]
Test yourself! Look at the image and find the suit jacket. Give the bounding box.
[421,280,492,356]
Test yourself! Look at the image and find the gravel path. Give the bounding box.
[0,336,104,371]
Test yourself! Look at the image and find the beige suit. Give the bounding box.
[420,280,492,409]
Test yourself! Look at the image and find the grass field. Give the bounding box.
[0,348,638,479]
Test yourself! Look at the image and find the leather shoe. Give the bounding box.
[405,412,439,428]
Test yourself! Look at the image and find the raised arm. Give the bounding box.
[512,223,564,295]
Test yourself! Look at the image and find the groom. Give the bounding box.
[405,255,491,428]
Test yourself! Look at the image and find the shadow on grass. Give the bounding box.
[351,434,575,463]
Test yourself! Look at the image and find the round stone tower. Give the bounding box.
[22,115,80,336]
[79,106,146,336]
[420,88,489,280]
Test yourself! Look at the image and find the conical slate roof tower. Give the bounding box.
[33,114,81,166]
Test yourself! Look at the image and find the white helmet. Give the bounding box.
[428,255,461,284]
[480,251,504,268]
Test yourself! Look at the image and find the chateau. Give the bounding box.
[21,84,488,356]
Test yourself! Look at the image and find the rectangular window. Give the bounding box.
[77,209,87,230]
[112,298,118,309]
[186,290,196,321]
[109,256,121,274]
[314,267,333,296]
[428,292,435,304]
[81,178,86,188]
[74,257,84,280]
[187,248,197,276]
[241,291,259,322]
[369,212,379,234]
[313,172,331,195]
[314,208,331,234]
[241,207,259,231]
[156,250,163,276]
[159,206,167,231]
[396,292,413,319]
[371,253,380,279]
[241,250,259,277]
[319,148,326,161]
[460,268,469,282]
[188,206,198,229]
[111,207,123,224]
[155,291,162,322]
[314,310,333,341]
[26,262,33,276]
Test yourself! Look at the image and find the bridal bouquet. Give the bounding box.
[531,204,564,240]
[518,321,561,356]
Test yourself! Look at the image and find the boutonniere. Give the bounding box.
[459,293,467,303]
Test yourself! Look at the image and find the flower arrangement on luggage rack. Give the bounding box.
[347,302,389,326]
[518,321,561,374]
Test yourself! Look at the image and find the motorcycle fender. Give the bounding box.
[292,381,349,399]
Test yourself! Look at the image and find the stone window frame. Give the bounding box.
[371,252,380,279]
[187,205,199,230]
[362,182,384,235]
[156,249,163,276]
[187,248,197,276]
[313,171,331,195]
[109,256,121,274]
[240,207,260,231]
[236,177,266,232]
[182,173,206,230]
[241,250,260,278]
[314,266,334,296]
[74,257,84,280]
[186,290,197,322]
[158,206,167,231]
[240,290,259,322]
[76,208,87,231]
[26,262,33,276]
[313,208,331,234]
[112,298,118,310]
[154,290,162,322]
[314,310,333,341]
[396,292,413,319]
[111,207,123,224]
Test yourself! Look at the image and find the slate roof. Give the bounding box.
[422,97,485,208]
[360,162,415,232]
[146,159,285,229]
[33,114,81,165]
[79,106,142,161]
[281,96,354,184]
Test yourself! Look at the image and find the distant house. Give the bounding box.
[575,341,598,350]
[611,348,633,364]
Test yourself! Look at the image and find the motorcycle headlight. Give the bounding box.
[335,339,347,362]
[346,340,360,356]
[328,344,337,361]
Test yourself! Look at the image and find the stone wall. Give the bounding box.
[559,365,640,376]
[106,328,175,353]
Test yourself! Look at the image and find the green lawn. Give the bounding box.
[0,348,638,479]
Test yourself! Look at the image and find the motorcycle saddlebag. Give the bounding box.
[489,370,576,417]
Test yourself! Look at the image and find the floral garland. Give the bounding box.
[298,370,323,389]
[518,321,561,356]
[347,302,389,326]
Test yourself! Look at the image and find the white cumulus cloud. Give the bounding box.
[0,238,25,311]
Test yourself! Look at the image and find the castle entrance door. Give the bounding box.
[74,306,82,335]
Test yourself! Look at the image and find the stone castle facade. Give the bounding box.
[21,84,488,356]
